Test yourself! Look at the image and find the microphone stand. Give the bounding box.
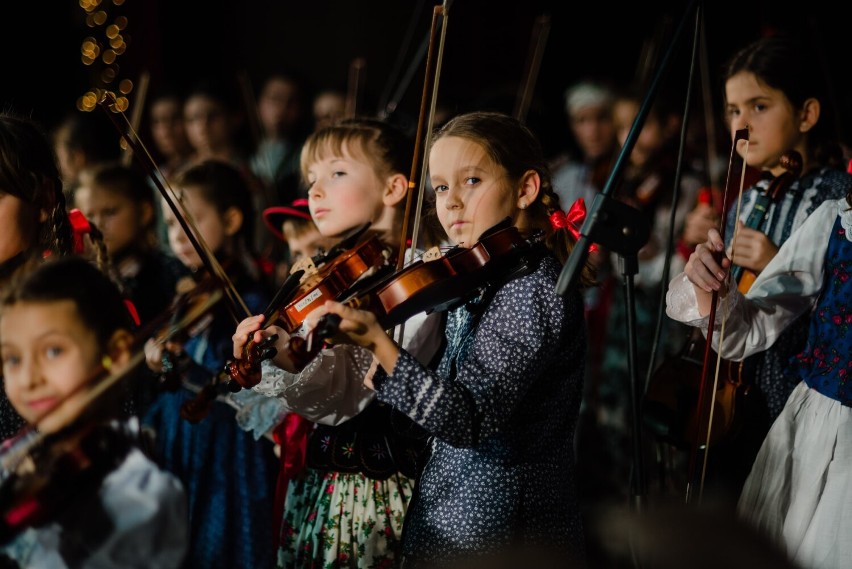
[556,0,701,515]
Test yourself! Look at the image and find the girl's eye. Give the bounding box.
[331,171,346,178]
[464,177,480,186]
[433,184,448,193]
[45,346,63,359]
[1,354,20,368]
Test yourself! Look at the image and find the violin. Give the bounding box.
[0,419,134,544]
[282,219,548,373]
[643,149,802,450]
[155,274,225,392]
[178,227,395,422]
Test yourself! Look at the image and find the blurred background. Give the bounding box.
[1,0,848,160]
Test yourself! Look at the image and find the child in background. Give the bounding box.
[261,198,337,286]
[51,110,122,200]
[250,70,312,206]
[231,118,445,568]
[142,159,278,569]
[0,112,75,441]
[317,111,591,566]
[0,256,187,568]
[147,86,194,183]
[74,162,188,328]
[146,86,194,249]
[74,162,190,417]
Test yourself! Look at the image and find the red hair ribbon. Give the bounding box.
[549,198,598,253]
[68,209,92,255]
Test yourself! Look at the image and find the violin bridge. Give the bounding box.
[291,256,317,276]
[422,247,443,262]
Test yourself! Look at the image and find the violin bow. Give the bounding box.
[686,127,749,505]
[121,70,150,167]
[98,92,251,323]
[398,1,449,266]
[391,1,449,345]
[513,14,551,125]
[345,57,366,119]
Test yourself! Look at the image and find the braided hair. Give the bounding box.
[0,112,73,257]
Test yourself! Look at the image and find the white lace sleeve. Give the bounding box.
[667,198,841,361]
[247,246,445,426]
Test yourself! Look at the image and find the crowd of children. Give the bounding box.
[0,22,850,569]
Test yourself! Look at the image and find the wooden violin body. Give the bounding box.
[286,220,548,369]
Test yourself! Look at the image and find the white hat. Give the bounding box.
[564,81,613,116]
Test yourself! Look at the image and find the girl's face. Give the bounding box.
[0,192,40,263]
[612,98,666,169]
[1,300,102,433]
[570,103,616,162]
[150,97,191,161]
[74,184,151,257]
[163,186,233,270]
[305,144,391,238]
[184,95,236,159]
[283,224,337,265]
[725,71,804,174]
[258,77,302,137]
[429,136,517,247]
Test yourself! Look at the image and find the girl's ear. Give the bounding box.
[222,206,244,237]
[139,201,155,228]
[516,169,541,209]
[799,98,820,133]
[382,173,409,207]
[106,329,134,368]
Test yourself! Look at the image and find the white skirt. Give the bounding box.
[738,382,852,569]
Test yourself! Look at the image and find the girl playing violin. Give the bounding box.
[666,186,852,569]
[317,111,594,566]
[676,32,852,505]
[0,112,75,441]
[231,117,445,568]
[0,255,188,568]
[142,159,278,569]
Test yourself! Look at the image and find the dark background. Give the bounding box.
[2,0,849,161]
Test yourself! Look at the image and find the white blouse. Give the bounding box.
[666,197,852,360]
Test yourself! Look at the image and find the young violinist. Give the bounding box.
[0,255,188,568]
[674,32,852,505]
[231,117,445,568]
[666,174,852,569]
[0,112,76,441]
[315,111,593,566]
[141,159,278,569]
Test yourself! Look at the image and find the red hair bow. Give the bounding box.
[549,198,598,253]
